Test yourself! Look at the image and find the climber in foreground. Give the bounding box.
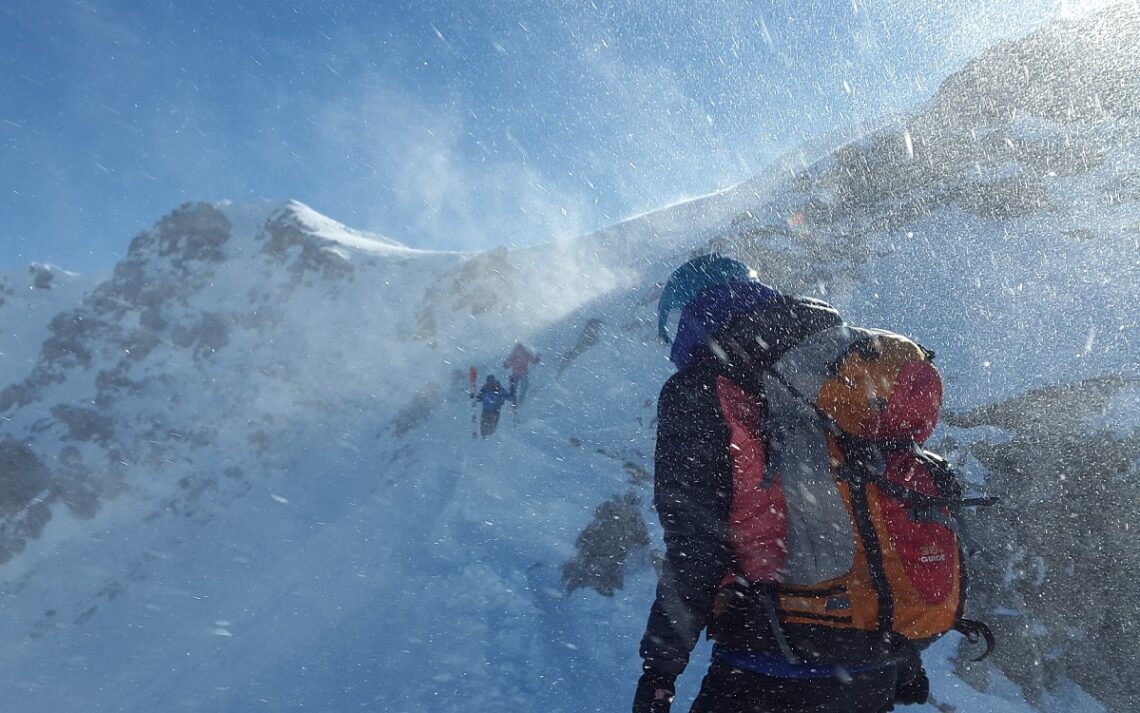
[475,375,509,438]
[633,255,990,713]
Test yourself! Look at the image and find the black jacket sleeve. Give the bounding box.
[639,363,734,676]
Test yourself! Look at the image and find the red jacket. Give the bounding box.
[504,343,539,377]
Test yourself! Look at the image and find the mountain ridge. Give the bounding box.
[1,6,1137,710]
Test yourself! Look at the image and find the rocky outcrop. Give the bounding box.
[388,383,443,438]
[0,439,49,514]
[562,491,650,596]
[412,247,516,342]
[930,5,1139,126]
[702,5,1139,296]
[0,439,53,563]
[952,375,1140,712]
[448,247,516,316]
[258,208,353,282]
[30,264,55,290]
[557,318,605,377]
[138,202,231,267]
[171,312,231,360]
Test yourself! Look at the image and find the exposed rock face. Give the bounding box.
[931,6,1140,126]
[259,208,353,281]
[31,264,55,290]
[702,5,1139,298]
[951,376,1140,713]
[0,439,52,563]
[50,404,116,445]
[562,491,650,596]
[99,203,234,317]
[449,247,516,316]
[148,201,232,267]
[412,247,516,342]
[0,439,50,514]
[944,374,1133,435]
[171,313,231,360]
[388,383,443,438]
[557,318,605,377]
[0,201,363,563]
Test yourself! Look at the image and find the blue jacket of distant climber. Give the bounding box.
[476,377,508,413]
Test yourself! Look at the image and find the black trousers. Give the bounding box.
[689,662,898,713]
[508,374,529,406]
[480,409,501,437]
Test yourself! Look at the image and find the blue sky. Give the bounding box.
[0,0,1095,272]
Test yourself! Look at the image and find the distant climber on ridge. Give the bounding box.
[475,375,509,438]
[503,342,540,408]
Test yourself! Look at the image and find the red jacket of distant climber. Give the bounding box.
[504,343,539,377]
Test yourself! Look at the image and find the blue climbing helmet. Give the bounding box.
[657,254,756,344]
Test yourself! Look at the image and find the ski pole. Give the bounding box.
[469,366,478,439]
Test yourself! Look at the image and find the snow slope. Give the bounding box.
[0,6,1137,712]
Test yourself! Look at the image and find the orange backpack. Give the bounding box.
[715,325,993,658]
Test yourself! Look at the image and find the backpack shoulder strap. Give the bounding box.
[712,294,843,373]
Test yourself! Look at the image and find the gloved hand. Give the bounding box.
[894,660,930,706]
[632,667,677,713]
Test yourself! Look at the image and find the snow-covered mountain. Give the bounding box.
[1,6,1137,712]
